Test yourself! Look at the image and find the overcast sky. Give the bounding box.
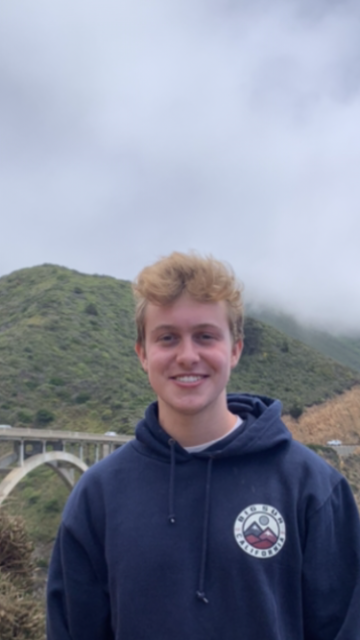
[1,0,360,332]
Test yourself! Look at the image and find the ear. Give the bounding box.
[135,342,148,373]
[231,339,243,369]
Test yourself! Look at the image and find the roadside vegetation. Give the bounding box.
[0,510,45,639]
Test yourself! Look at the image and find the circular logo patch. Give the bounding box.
[234,504,286,559]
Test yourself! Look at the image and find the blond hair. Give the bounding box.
[132,252,244,346]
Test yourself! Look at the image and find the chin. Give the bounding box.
[169,402,209,416]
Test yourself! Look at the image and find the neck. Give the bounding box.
[158,398,238,448]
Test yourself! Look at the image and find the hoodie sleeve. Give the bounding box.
[302,478,360,640]
[47,522,113,640]
[46,466,114,640]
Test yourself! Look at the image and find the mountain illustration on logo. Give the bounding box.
[234,504,286,559]
[244,521,278,549]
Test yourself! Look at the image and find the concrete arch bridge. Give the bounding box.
[0,427,132,506]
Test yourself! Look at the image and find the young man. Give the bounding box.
[47,252,360,640]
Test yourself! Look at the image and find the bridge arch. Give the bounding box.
[0,451,88,507]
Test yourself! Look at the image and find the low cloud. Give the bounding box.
[0,0,359,332]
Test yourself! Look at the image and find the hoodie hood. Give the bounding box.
[135,392,291,461]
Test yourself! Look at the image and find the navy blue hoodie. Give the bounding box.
[47,394,360,639]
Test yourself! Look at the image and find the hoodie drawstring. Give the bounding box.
[196,456,213,604]
[167,440,214,604]
[168,439,176,524]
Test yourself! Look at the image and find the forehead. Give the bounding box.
[144,294,230,333]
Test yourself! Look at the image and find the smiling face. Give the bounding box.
[135,294,243,434]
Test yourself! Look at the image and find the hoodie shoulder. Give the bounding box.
[285,438,346,514]
[62,441,136,521]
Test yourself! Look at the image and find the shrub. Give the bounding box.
[17,410,33,424]
[84,303,98,316]
[35,409,55,425]
[242,318,262,356]
[56,388,71,400]
[36,558,48,569]
[75,392,91,404]
[289,399,304,419]
[0,513,33,587]
[43,498,61,514]
[49,377,65,386]
[25,380,38,390]
[281,339,289,353]
[0,512,45,639]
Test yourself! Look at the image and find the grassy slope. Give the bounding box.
[229,317,358,412]
[247,306,360,373]
[0,264,154,434]
[0,265,358,436]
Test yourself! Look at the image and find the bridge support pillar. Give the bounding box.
[17,441,24,467]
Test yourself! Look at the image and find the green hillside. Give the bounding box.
[247,306,360,374]
[0,265,153,434]
[0,264,358,435]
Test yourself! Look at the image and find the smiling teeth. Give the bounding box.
[175,376,203,382]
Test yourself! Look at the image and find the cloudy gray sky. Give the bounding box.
[1,0,360,332]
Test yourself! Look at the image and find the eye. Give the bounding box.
[158,334,177,345]
[196,332,216,343]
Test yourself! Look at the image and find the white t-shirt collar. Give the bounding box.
[183,416,242,453]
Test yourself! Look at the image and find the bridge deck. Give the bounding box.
[0,427,133,444]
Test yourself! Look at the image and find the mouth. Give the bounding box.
[171,375,207,383]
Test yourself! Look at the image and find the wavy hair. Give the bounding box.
[132,252,244,346]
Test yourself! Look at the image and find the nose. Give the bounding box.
[176,337,200,366]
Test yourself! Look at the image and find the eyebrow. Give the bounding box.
[150,323,222,336]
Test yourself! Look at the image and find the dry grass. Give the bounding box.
[0,512,45,640]
[284,384,360,445]
[284,388,360,510]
